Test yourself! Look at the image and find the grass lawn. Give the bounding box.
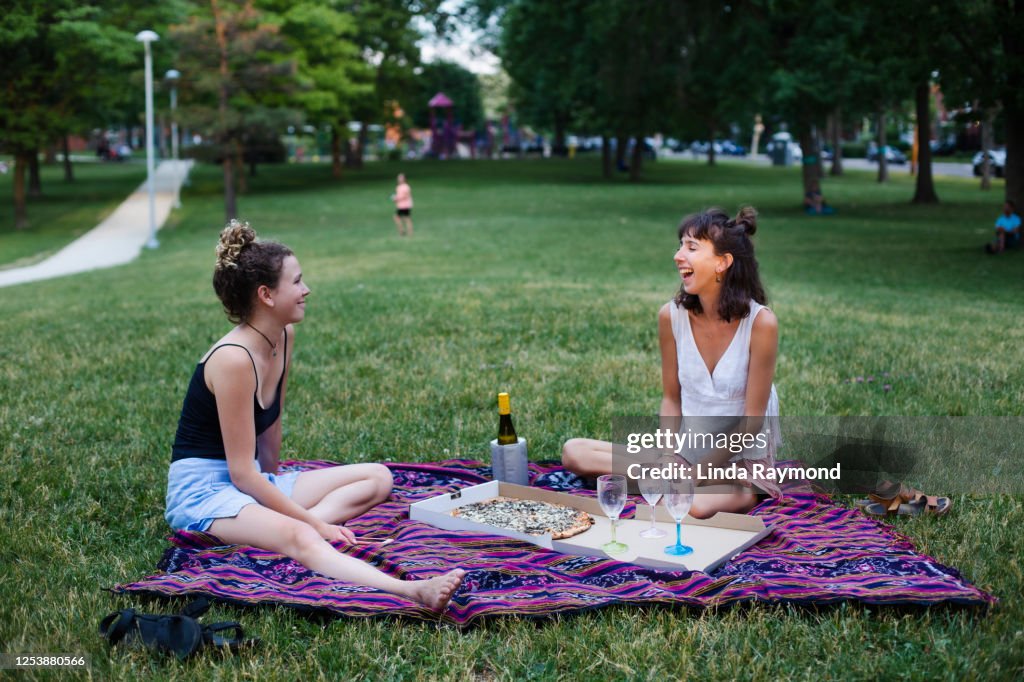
[0,160,148,269]
[0,158,1020,680]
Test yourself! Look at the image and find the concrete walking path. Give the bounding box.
[0,159,193,288]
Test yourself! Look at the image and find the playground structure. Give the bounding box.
[428,91,541,160]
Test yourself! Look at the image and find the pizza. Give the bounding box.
[451,497,593,539]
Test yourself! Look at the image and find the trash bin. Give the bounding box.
[770,133,793,166]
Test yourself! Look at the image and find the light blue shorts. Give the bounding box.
[165,457,301,532]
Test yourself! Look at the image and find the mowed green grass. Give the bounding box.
[1,159,1021,680]
[0,160,147,268]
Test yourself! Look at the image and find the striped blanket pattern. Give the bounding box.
[111,459,995,626]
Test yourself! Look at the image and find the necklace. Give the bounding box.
[247,322,278,357]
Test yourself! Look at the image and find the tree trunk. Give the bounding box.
[1006,98,1024,208]
[211,0,236,221]
[222,153,237,221]
[355,122,367,169]
[28,152,41,197]
[344,132,358,168]
[876,110,888,183]
[13,152,30,229]
[799,129,819,195]
[980,104,995,191]
[829,108,844,176]
[629,135,643,182]
[814,126,825,179]
[44,145,57,164]
[63,135,74,182]
[912,81,939,204]
[331,126,344,180]
[707,122,716,166]
[235,140,247,193]
[601,135,612,179]
[615,134,627,171]
[552,114,567,156]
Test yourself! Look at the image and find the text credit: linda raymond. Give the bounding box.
[623,429,842,483]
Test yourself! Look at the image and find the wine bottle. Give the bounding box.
[497,392,518,445]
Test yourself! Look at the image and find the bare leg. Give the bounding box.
[689,486,759,519]
[403,217,413,236]
[393,214,404,235]
[562,438,614,476]
[996,228,1006,252]
[209,505,464,611]
[291,463,393,524]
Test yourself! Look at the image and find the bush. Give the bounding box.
[841,141,867,159]
[182,139,287,165]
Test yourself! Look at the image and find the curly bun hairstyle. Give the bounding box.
[674,206,766,321]
[212,219,293,323]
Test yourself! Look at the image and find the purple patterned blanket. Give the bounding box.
[112,459,995,626]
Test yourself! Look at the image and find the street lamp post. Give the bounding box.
[165,68,182,209]
[165,69,180,161]
[136,29,159,250]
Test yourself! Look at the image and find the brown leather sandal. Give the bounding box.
[861,482,951,517]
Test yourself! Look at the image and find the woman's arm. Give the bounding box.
[658,303,682,419]
[744,307,779,420]
[207,345,351,542]
[256,325,293,474]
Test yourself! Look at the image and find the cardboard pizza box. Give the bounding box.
[409,480,772,574]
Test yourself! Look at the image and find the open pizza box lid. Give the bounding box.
[409,480,772,574]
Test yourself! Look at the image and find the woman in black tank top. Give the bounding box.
[165,220,463,612]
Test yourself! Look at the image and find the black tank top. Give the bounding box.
[171,336,287,462]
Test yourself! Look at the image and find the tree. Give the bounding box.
[677,1,770,167]
[0,2,150,228]
[171,0,300,220]
[407,60,485,132]
[765,0,866,200]
[498,0,588,154]
[264,0,372,179]
[941,0,1024,204]
[343,0,440,169]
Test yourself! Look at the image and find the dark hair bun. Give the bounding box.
[734,206,758,236]
[215,219,256,270]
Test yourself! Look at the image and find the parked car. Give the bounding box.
[972,149,1006,177]
[868,145,907,165]
[719,140,747,156]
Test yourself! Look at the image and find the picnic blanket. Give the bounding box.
[111,459,995,627]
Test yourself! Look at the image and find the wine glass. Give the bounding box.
[637,475,666,539]
[597,475,628,555]
[663,477,695,556]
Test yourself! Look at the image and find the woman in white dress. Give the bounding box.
[563,206,781,518]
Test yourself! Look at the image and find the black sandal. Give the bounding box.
[99,597,258,659]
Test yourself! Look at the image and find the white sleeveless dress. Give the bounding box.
[669,299,782,497]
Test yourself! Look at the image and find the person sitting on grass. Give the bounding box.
[987,200,1021,254]
[803,180,834,215]
[562,206,782,518]
[165,220,464,611]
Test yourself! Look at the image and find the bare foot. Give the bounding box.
[411,569,466,611]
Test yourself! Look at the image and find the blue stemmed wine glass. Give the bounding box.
[663,477,695,556]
